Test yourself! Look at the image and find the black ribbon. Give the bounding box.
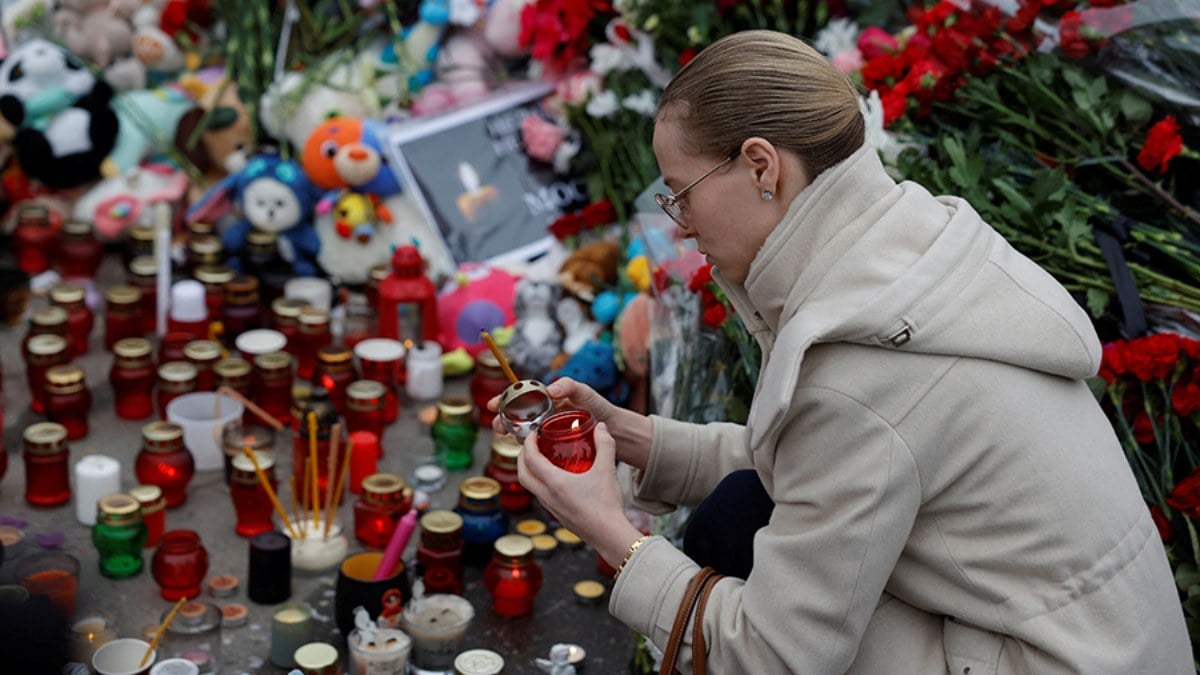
[1093,213,1147,339]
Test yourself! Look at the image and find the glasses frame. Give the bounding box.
[655,149,741,227]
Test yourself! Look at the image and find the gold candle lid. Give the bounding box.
[298,306,329,326]
[158,361,199,382]
[346,379,386,400]
[514,520,546,537]
[231,451,275,473]
[271,297,306,318]
[31,305,68,327]
[368,264,389,283]
[490,434,522,466]
[254,352,293,372]
[24,422,68,448]
[573,579,606,602]
[188,235,222,255]
[105,285,141,305]
[183,340,222,362]
[459,476,501,501]
[316,345,352,364]
[27,333,68,355]
[362,474,408,503]
[49,283,84,305]
[493,534,533,558]
[420,510,464,534]
[531,533,558,555]
[214,357,252,378]
[61,220,93,237]
[224,274,259,298]
[129,223,155,242]
[437,397,475,423]
[187,221,215,238]
[193,264,235,285]
[129,484,165,511]
[114,337,152,359]
[554,528,583,547]
[293,642,339,669]
[97,493,142,525]
[45,364,85,386]
[142,420,184,444]
[246,229,277,246]
[128,256,158,277]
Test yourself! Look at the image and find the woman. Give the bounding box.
[499,31,1191,672]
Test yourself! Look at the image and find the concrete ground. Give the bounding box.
[0,252,640,674]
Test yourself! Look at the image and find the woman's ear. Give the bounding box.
[740,137,781,193]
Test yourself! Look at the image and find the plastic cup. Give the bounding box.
[166,392,244,472]
[93,638,156,675]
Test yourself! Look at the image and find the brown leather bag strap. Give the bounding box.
[659,567,718,675]
[690,572,724,675]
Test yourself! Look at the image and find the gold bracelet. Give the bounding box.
[613,534,652,582]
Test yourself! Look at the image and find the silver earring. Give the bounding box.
[761,190,774,201]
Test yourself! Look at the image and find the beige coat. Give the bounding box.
[610,146,1191,673]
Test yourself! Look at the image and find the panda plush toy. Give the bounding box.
[0,39,119,190]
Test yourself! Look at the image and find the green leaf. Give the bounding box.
[1119,91,1153,126]
[1086,288,1110,318]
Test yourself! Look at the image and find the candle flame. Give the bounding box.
[403,339,414,350]
[571,419,580,430]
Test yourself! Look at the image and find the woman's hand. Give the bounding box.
[518,421,644,568]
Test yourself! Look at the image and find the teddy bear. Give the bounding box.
[0,39,120,190]
[559,239,622,302]
[506,278,564,381]
[259,55,384,153]
[173,78,253,203]
[188,154,324,276]
[52,0,138,70]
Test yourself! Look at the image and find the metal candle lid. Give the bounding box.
[459,476,501,502]
[498,380,554,440]
[515,520,546,537]
[183,340,222,362]
[316,345,352,364]
[141,421,184,451]
[97,493,142,526]
[362,474,410,505]
[45,364,85,387]
[158,361,198,382]
[130,484,165,513]
[271,297,306,319]
[24,422,68,454]
[105,285,141,305]
[49,282,84,304]
[436,397,475,424]
[129,256,158,278]
[213,357,252,379]
[493,534,533,558]
[31,305,68,327]
[114,337,152,359]
[193,265,235,286]
[454,648,505,675]
[420,510,464,534]
[27,333,67,355]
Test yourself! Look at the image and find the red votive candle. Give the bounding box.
[130,484,166,548]
[49,283,93,357]
[150,529,209,600]
[156,362,198,420]
[104,285,144,349]
[110,338,156,420]
[344,381,386,439]
[354,473,413,550]
[128,256,160,335]
[229,452,277,537]
[135,421,195,508]
[536,410,597,473]
[44,364,91,440]
[24,423,72,507]
[484,433,532,513]
[418,510,464,595]
[24,334,69,415]
[348,431,380,495]
[483,535,543,617]
[253,352,294,426]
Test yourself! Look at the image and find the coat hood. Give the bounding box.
[714,144,1101,450]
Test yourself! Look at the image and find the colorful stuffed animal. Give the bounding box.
[507,278,564,381]
[188,154,323,276]
[173,78,253,203]
[72,162,189,240]
[0,39,120,190]
[302,116,402,197]
[546,339,628,405]
[259,61,381,153]
[435,263,518,356]
[51,0,137,70]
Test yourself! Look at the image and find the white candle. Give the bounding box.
[69,614,117,665]
[270,603,314,668]
[74,456,120,526]
[402,594,474,671]
[348,627,411,675]
[405,341,443,401]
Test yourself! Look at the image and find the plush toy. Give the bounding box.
[173,78,253,203]
[507,278,564,381]
[73,162,189,240]
[302,116,402,197]
[259,57,383,153]
[132,6,186,85]
[556,294,600,357]
[384,0,452,94]
[188,154,323,276]
[110,85,196,174]
[51,0,137,70]
[0,39,120,190]
[559,239,621,302]
[435,263,519,356]
[546,338,628,405]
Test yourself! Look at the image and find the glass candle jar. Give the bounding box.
[483,534,543,617]
[295,307,332,380]
[229,452,277,538]
[168,280,210,339]
[253,352,294,426]
[128,256,160,334]
[104,285,144,349]
[130,484,166,548]
[406,341,444,402]
[220,275,262,343]
[24,422,72,507]
[221,421,275,485]
[270,602,314,668]
[348,431,380,495]
[470,350,510,428]
[186,235,223,274]
[159,332,195,365]
[24,305,69,349]
[354,474,414,550]
[213,357,252,400]
[454,477,507,567]
[56,220,104,279]
[159,601,222,673]
[193,264,235,323]
[347,626,411,675]
[135,421,195,508]
[24,333,70,414]
[537,410,597,473]
[157,362,198,420]
[417,510,464,595]
[93,493,147,578]
[45,364,92,440]
[484,433,532,513]
[291,384,313,434]
[344,380,386,439]
[12,204,58,274]
[125,222,156,265]
[364,264,388,310]
[292,394,337,509]
[183,340,221,392]
[432,398,478,471]
[110,337,156,420]
[270,297,306,356]
[151,530,209,600]
[285,518,349,575]
[312,345,356,413]
[50,282,94,356]
[354,338,404,423]
[245,228,279,269]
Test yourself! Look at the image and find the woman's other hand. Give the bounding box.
[487,377,616,436]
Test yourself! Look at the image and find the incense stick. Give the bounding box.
[480,330,518,383]
[289,474,301,537]
[308,412,320,529]
[322,423,341,539]
[242,447,299,539]
[141,596,187,667]
[217,386,285,431]
[325,436,354,541]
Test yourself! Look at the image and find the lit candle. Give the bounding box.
[74,455,121,526]
[536,410,597,473]
[405,341,443,401]
[402,594,474,671]
[270,603,315,668]
[347,627,411,675]
[69,613,117,665]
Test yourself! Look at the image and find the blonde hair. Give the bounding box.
[658,30,864,177]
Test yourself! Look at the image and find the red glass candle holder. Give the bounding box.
[12,205,59,275]
[536,410,597,473]
[292,401,338,509]
[128,256,159,335]
[229,452,277,537]
[183,340,222,392]
[221,274,263,343]
[470,351,511,428]
[186,234,223,274]
[55,220,104,280]
[253,352,294,426]
[295,307,332,380]
[417,510,464,595]
[312,346,356,413]
[124,223,156,266]
[194,264,235,323]
[23,334,70,415]
[344,380,386,439]
[354,339,404,423]
[270,297,306,357]
[484,434,532,513]
[44,364,92,440]
[135,421,195,508]
[150,529,209,600]
[158,332,196,365]
[353,474,413,549]
[50,283,94,357]
[23,305,70,351]
[110,338,156,420]
[23,423,72,507]
[130,484,166,548]
[221,421,276,485]
[156,362,198,421]
[104,286,144,349]
[483,535,543,617]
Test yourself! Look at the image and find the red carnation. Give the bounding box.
[1173,378,1200,417]
[1132,411,1155,445]
[1150,505,1174,542]
[1127,333,1182,382]
[1136,116,1183,174]
[1058,11,1096,60]
[857,27,898,60]
[1099,340,1132,384]
[679,48,696,67]
[580,199,617,227]
[702,303,727,328]
[548,212,583,240]
[687,264,714,292]
[1168,466,1200,519]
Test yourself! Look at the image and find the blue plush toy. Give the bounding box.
[546,338,629,405]
[187,154,323,276]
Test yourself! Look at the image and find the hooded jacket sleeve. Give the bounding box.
[628,416,754,512]
[611,386,922,673]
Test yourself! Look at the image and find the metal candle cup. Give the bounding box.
[497,380,554,441]
[536,410,597,473]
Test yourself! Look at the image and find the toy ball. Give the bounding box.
[592,290,621,325]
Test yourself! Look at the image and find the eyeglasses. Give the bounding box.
[655,150,740,227]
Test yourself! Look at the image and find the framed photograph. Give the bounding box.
[385,81,589,266]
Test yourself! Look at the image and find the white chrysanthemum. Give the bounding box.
[590,43,635,75]
[553,135,583,174]
[859,90,914,165]
[622,89,658,117]
[814,18,860,57]
[586,90,620,118]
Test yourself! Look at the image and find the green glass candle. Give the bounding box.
[431,397,478,471]
[92,493,147,578]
